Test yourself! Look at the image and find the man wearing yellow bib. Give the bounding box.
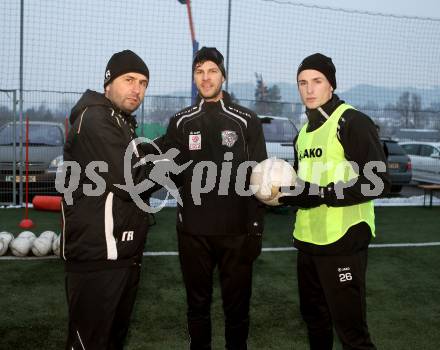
[279,53,390,349]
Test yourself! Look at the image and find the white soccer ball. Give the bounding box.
[0,232,14,256]
[250,157,297,206]
[39,230,56,243]
[0,231,14,243]
[10,237,33,257]
[17,231,36,242]
[31,233,54,257]
[52,234,61,256]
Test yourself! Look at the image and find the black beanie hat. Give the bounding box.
[192,47,227,79]
[104,50,149,88]
[297,53,336,89]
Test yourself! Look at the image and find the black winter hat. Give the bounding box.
[297,53,336,89]
[104,50,149,88]
[192,47,226,79]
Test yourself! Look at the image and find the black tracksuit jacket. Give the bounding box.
[160,91,267,236]
[61,90,151,270]
[293,94,391,255]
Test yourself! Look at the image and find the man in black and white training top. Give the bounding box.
[159,46,267,350]
[61,50,153,350]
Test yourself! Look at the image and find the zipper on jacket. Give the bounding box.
[104,192,118,260]
[77,107,88,134]
[61,201,67,260]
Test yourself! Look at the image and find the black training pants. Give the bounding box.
[178,233,257,350]
[297,249,376,350]
[65,265,141,350]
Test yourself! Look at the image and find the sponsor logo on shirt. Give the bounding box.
[189,131,202,150]
[221,130,238,148]
[298,147,323,160]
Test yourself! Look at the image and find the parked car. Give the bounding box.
[257,120,410,193]
[258,115,298,163]
[395,128,440,142]
[399,141,440,184]
[0,121,65,203]
[382,138,412,193]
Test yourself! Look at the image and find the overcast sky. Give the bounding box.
[1,0,439,103]
[288,0,440,18]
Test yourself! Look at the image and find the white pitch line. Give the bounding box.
[261,242,440,251]
[369,242,440,248]
[1,242,440,260]
[0,255,59,261]
[145,251,179,256]
[143,242,440,255]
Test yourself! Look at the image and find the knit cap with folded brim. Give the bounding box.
[297,53,336,89]
[104,50,149,88]
[192,47,227,79]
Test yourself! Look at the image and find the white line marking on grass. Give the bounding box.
[262,242,440,251]
[262,247,295,252]
[145,251,179,256]
[0,255,59,261]
[369,242,440,248]
[1,242,440,260]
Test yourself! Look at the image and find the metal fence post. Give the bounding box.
[12,90,18,206]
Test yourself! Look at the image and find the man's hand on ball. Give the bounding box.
[278,180,334,209]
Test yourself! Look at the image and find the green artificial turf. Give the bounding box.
[0,206,439,349]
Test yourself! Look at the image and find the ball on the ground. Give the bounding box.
[250,157,297,206]
[0,232,14,256]
[52,234,61,257]
[40,230,56,243]
[32,231,56,256]
[10,231,36,257]
[17,231,36,242]
[10,237,33,256]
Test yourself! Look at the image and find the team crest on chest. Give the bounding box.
[189,131,202,150]
[221,130,238,148]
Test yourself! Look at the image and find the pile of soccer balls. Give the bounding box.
[0,231,61,257]
[1,157,295,255]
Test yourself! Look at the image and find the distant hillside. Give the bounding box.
[225,82,301,103]
[167,82,298,102]
[339,84,440,108]
[168,84,440,108]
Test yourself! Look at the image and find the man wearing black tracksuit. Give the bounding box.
[160,47,267,350]
[60,50,153,349]
[279,53,390,349]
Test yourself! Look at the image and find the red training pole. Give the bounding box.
[19,115,34,229]
[25,116,29,218]
[185,0,196,42]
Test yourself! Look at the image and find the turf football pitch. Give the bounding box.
[0,206,439,349]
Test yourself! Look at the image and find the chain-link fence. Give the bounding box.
[1,1,440,204]
[0,90,69,205]
[0,90,20,205]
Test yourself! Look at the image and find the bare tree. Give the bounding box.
[253,73,282,115]
[398,91,411,127]
[411,93,422,128]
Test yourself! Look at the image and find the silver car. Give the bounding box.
[0,121,65,203]
[258,115,298,163]
[399,141,440,184]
